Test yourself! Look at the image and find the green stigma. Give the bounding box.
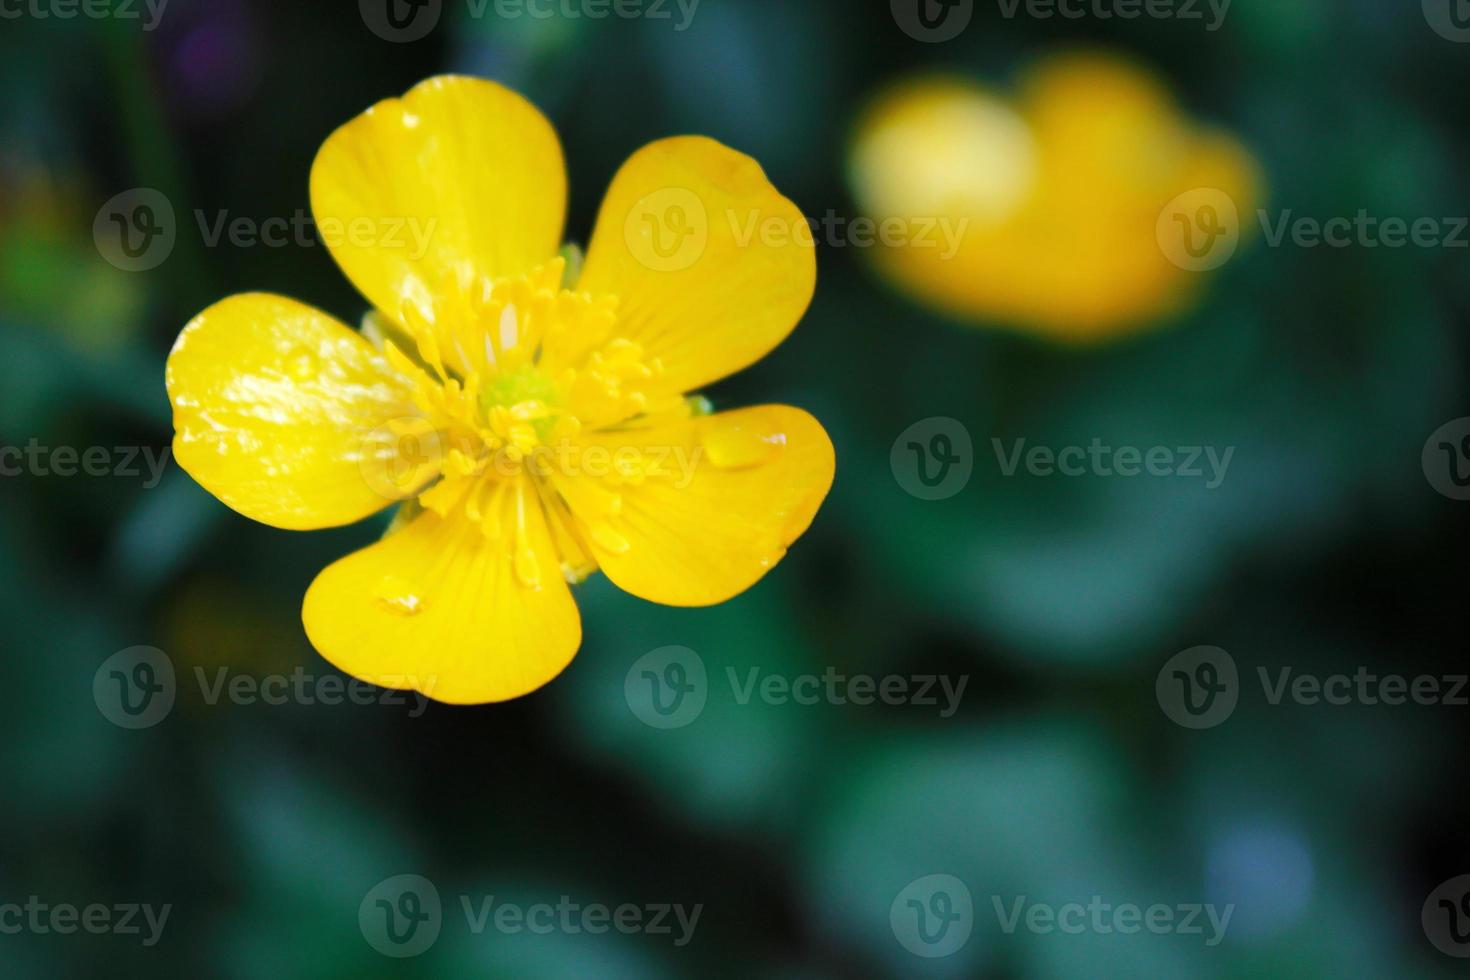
[480,365,562,441]
[481,364,559,413]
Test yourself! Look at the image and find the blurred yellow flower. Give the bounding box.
[0,162,143,349]
[166,76,833,704]
[849,52,1262,342]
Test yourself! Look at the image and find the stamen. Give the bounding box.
[499,304,519,355]
[377,260,669,585]
[513,482,542,588]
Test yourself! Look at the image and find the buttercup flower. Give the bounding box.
[166,76,834,704]
[849,52,1262,342]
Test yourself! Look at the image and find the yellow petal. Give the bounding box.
[549,405,834,606]
[302,477,581,704]
[166,293,426,530]
[572,137,815,399]
[310,75,566,324]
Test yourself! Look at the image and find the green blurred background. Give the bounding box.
[3,0,1469,976]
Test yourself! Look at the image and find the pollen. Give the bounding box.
[374,258,680,582]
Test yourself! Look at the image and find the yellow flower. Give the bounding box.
[849,52,1262,342]
[166,76,834,704]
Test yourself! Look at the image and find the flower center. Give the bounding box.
[373,258,684,586]
[477,363,563,445]
[480,364,559,420]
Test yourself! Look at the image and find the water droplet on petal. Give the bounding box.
[589,522,631,555]
[499,304,519,353]
[703,418,786,469]
[290,349,318,379]
[373,575,426,616]
[514,543,542,589]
